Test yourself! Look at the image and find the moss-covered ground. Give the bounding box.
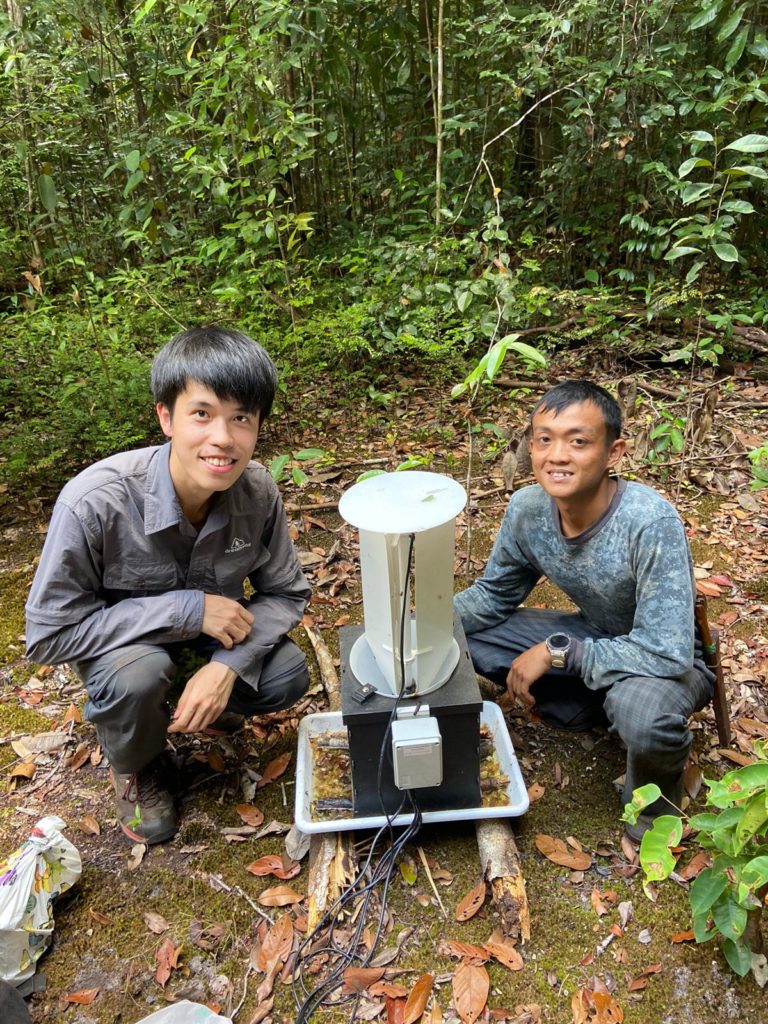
[1,366,766,1024]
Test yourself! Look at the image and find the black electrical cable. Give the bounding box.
[292,532,424,1023]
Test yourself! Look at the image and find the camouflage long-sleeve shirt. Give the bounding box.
[454,479,701,691]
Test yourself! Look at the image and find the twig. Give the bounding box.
[206,873,274,924]
[417,845,447,918]
[230,964,253,1020]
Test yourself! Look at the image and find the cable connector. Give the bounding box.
[351,683,375,703]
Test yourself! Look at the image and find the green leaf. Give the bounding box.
[396,458,427,471]
[722,938,753,976]
[450,382,468,399]
[485,341,506,381]
[729,164,768,180]
[505,339,548,368]
[721,199,754,215]
[37,173,58,213]
[268,454,290,482]
[124,169,145,197]
[685,260,706,285]
[456,291,472,313]
[293,448,325,461]
[638,815,683,889]
[688,130,715,143]
[584,269,599,284]
[125,150,141,173]
[665,245,703,260]
[712,895,747,941]
[356,469,386,483]
[681,182,713,205]
[717,4,746,42]
[400,860,417,885]
[291,466,308,486]
[670,427,684,452]
[712,242,739,263]
[725,25,749,70]
[690,868,728,917]
[733,792,768,852]
[678,157,712,178]
[689,4,721,32]
[725,134,768,153]
[741,855,768,890]
[134,0,159,25]
[693,910,717,943]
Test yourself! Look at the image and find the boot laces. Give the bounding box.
[123,763,164,808]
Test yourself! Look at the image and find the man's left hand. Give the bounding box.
[168,662,238,734]
[506,642,552,706]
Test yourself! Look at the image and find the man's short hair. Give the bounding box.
[151,326,278,417]
[529,381,622,444]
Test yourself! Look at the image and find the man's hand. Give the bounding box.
[168,661,238,734]
[506,641,552,706]
[201,595,254,649]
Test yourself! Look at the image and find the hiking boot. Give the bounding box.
[205,711,245,736]
[110,756,179,844]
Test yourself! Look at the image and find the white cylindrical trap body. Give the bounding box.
[338,471,466,697]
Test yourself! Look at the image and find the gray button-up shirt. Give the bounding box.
[25,444,311,688]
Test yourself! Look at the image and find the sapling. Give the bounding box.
[622,740,768,982]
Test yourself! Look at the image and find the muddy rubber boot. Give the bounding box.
[109,754,179,844]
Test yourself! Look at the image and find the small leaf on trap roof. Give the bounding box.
[403,973,434,1023]
[256,751,292,788]
[452,962,489,1024]
[235,804,265,827]
[455,880,486,921]
[258,884,303,907]
[143,911,170,934]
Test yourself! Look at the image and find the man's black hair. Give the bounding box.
[151,326,278,417]
[529,380,622,443]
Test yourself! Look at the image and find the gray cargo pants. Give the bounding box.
[72,637,308,774]
[466,609,714,816]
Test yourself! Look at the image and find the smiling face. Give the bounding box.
[529,400,625,515]
[156,382,261,519]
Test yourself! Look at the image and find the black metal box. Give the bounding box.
[340,621,482,816]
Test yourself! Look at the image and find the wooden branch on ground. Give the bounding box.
[303,621,340,711]
[476,819,530,943]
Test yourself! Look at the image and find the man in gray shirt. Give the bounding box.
[454,381,713,840]
[26,327,311,844]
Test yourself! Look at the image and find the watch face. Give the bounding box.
[548,633,570,650]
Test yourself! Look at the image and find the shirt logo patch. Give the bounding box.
[225,537,251,554]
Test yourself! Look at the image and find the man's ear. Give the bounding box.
[156,402,173,439]
[607,438,626,469]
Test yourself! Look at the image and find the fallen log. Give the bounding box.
[476,819,530,943]
[303,619,341,711]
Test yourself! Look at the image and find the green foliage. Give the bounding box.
[268,448,326,487]
[647,413,686,462]
[747,445,768,491]
[451,335,548,400]
[623,744,768,979]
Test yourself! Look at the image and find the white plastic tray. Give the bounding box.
[294,701,529,833]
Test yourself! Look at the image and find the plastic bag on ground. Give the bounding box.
[0,816,82,986]
[136,1001,234,1023]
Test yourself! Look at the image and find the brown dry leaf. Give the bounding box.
[527,782,545,802]
[78,815,100,836]
[403,973,434,1024]
[671,930,695,943]
[425,1002,443,1023]
[127,843,146,870]
[65,988,99,1005]
[143,911,170,935]
[696,579,722,598]
[626,976,648,992]
[483,939,524,972]
[370,981,410,998]
[678,851,711,881]
[590,889,609,918]
[88,908,111,926]
[437,938,489,963]
[207,750,226,772]
[235,804,265,827]
[717,749,756,766]
[62,703,82,725]
[10,761,36,780]
[247,855,301,880]
[452,962,489,1024]
[257,750,292,788]
[455,880,486,921]
[257,913,294,972]
[155,938,182,988]
[535,834,591,871]
[342,966,386,992]
[68,743,91,770]
[386,996,407,1024]
[571,986,624,1024]
[620,836,638,864]
[683,764,703,800]
[258,884,303,907]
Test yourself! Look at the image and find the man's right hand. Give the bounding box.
[201,595,254,649]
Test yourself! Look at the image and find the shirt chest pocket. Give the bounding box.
[215,543,271,596]
[103,560,179,597]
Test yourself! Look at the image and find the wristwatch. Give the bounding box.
[545,632,572,669]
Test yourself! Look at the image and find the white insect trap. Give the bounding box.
[338,470,467,698]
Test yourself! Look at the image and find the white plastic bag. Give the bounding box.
[136,1001,233,1023]
[0,815,82,986]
